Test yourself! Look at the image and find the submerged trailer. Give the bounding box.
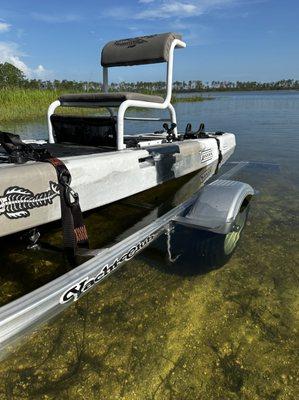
[0,32,255,356]
[0,161,254,356]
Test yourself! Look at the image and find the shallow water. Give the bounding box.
[0,91,298,399]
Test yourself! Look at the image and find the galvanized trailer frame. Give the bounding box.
[0,162,254,356]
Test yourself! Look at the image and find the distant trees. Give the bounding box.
[0,62,298,92]
[208,79,299,91]
[0,62,25,88]
[105,79,299,92]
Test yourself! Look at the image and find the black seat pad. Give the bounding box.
[59,92,164,106]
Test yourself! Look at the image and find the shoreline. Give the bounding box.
[0,88,297,125]
[0,89,211,124]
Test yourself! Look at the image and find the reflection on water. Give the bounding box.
[0,91,298,399]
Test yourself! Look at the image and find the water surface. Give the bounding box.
[0,91,298,399]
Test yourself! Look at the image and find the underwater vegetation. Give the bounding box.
[0,168,298,400]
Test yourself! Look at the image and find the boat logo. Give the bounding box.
[60,233,156,304]
[114,34,157,48]
[201,149,213,163]
[0,181,60,219]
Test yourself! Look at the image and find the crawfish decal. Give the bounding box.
[0,181,60,219]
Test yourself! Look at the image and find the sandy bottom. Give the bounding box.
[0,166,298,400]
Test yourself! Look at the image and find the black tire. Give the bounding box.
[167,200,250,275]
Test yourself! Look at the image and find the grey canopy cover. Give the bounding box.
[101,32,182,67]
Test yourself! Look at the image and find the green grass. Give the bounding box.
[0,88,96,123]
[172,95,213,103]
[0,88,212,123]
[0,88,61,123]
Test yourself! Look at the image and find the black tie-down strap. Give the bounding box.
[46,158,89,264]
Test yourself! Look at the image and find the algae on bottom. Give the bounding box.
[0,170,298,400]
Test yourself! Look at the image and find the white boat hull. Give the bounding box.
[0,133,235,237]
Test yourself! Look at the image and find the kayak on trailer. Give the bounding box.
[0,32,235,239]
[0,32,256,354]
[0,131,235,238]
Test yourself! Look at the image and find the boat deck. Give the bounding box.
[0,133,170,161]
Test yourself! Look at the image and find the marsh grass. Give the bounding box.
[0,89,60,122]
[0,88,211,123]
[0,89,97,123]
[172,95,213,103]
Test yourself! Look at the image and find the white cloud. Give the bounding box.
[104,7,130,19]
[31,12,81,23]
[32,64,49,79]
[0,21,11,32]
[136,1,198,19]
[103,0,239,21]
[0,41,51,79]
[0,42,30,75]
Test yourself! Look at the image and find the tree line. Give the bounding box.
[0,62,298,92]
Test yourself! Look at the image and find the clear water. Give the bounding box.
[0,91,298,399]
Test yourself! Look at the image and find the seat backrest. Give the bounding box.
[101,32,182,67]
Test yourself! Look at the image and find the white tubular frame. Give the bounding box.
[116,39,186,150]
[48,100,61,143]
[47,39,186,149]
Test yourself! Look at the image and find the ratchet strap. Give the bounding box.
[45,157,89,264]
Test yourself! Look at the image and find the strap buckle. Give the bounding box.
[64,183,79,207]
[58,170,79,206]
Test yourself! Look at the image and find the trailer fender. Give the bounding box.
[175,179,254,234]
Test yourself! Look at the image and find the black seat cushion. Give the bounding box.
[59,92,164,106]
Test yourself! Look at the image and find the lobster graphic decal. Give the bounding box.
[0,181,60,219]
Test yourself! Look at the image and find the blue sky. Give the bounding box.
[0,0,298,83]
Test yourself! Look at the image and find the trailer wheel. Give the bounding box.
[170,200,250,273]
[223,200,249,256]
